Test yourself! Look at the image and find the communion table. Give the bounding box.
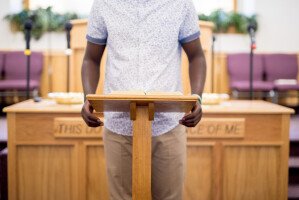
[4,99,293,200]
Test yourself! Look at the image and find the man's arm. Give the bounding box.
[81,42,106,127]
[179,38,206,127]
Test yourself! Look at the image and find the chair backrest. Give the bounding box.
[4,51,43,81]
[264,54,298,81]
[0,52,5,77]
[227,53,264,82]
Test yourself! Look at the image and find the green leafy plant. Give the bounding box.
[198,9,258,34]
[4,7,79,40]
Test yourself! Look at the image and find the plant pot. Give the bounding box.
[9,22,21,33]
[226,26,237,34]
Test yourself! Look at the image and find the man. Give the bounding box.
[81,0,206,199]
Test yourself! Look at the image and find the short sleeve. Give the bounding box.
[178,0,200,44]
[86,0,108,45]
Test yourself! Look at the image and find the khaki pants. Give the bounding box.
[103,125,186,200]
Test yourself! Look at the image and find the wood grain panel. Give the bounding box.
[214,53,230,94]
[194,114,283,142]
[4,100,292,200]
[86,145,109,200]
[17,145,75,200]
[184,145,213,200]
[15,113,81,142]
[70,49,84,92]
[132,106,152,200]
[70,49,107,93]
[70,20,88,49]
[41,52,67,97]
[223,146,281,200]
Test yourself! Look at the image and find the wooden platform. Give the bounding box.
[3,100,294,200]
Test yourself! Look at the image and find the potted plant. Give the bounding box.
[198,9,258,34]
[4,7,79,40]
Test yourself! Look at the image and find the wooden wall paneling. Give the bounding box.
[84,142,109,200]
[213,53,230,94]
[40,53,50,97]
[16,144,77,200]
[70,49,106,94]
[233,0,238,12]
[41,51,67,97]
[70,49,84,92]
[22,0,29,9]
[213,142,223,200]
[51,53,68,92]
[184,142,214,199]
[7,113,17,200]
[15,113,73,142]
[221,53,230,94]
[223,144,282,200]
[187,114,282,142]
[279,114,291,200]
[70,20,86,93]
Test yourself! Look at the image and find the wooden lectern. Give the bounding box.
[87,92,197,200]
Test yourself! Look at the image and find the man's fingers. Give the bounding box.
[180,121,197,127]
[81,102,103,127]
[183,112,196,121]
[83,115,103,127]
[184,112,202,124]
[179,107,203,127]
[182,109,201,121]
[87,113,100,122]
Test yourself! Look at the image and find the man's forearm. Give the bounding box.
[189,54,206,96]
[81,59,100,101]
[81,42,106,101]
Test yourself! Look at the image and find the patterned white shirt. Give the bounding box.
[86,0,200,136]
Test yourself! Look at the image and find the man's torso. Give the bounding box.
[87,0,199,136]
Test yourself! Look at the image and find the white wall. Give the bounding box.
[255,0,299,53]
[0,0,299,53]
[213,0,299,53]
[0,0,79,51]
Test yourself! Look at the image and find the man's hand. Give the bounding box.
[179,102,202,127]
[81,100,103,127]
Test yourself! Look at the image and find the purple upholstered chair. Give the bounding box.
[264,54,299,91]
[227,53,274,93]
[0,52,5,79]
[0,51,43,91]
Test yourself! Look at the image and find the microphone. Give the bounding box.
[24,19,33,51]
[247,24,257,50]
[24,19,33,99]
[64,21,73,92]
[65,21,73,50]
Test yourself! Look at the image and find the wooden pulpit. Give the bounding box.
[87,92,197,200]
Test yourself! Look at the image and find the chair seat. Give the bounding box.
[231,81,274,92]
[274,84,299,91]
[0,79,39,90]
